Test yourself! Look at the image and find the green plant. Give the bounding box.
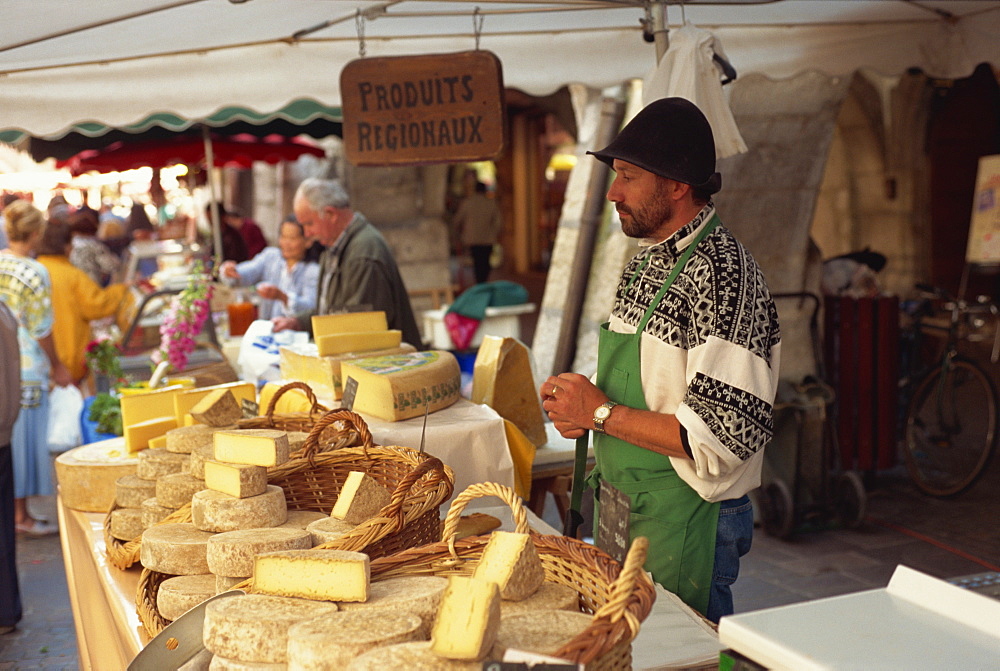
[88,392,123,436]
[84,336,126,386]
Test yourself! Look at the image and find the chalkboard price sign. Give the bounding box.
[596,481,630,564]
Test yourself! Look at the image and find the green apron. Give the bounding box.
[586,214,720,616]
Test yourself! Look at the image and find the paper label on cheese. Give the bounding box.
[340,350,461,421]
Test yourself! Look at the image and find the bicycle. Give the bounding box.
[898,283,1000,497]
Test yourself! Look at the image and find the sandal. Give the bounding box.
[14,519,58,537]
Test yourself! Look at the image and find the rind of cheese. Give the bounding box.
[305,516,355,546]
[115,473,157,509]
[330,471,391,525]
[110,507,144,541]
[213,430,290,468]
[339,350,461,422]
[156,472,207,509]
[191,486,287,533]
[190,389,244,427]
[279,509,328,531]
[137,447,189,480]
[203,461,267,499]
[253,549,369,602]
[157,573,217,622]
[346,641,482,670]
[500,581,580,617]
[206,527,312,578]
[340,575,447,632]
[202,593,338,664]
[141,497,178,529]
[278,342,417,401]
[188,442,216,479]
[472,531,545,601]
[124,416,178,452]
[316,329,402,357]
[215,575,246,594]
[140,523,215,575]
[174,381,257,427]
[166,424,221,455]
[311,311,387,338]
[470,336,547,446]
[55,442,138,513]
[491,609,593,659]
[430,575,501,661]
[287,610,424,670]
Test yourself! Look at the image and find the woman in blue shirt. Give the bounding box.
[219,218,320,320]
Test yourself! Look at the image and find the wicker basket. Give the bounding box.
[135,417,455,637]
[235,381,331,438]
[359,482,656,670]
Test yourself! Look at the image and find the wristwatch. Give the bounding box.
[592,401,619,434]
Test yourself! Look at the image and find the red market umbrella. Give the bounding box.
[58,132,325,175]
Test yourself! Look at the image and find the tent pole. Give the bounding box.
[653,2,670,63]
[551,94,626,375]
[202,126,223,271]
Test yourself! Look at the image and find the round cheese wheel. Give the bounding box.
[141,497,178,529]
[216,575,246,593]
[345,641,481,670]
[499,581,580,618]
[340,576,448,632]
[206,527,312,577]
[156,472,207,508]
[305,516,355,546]
[188,442,216,479]
[491,609,593,659]
[55,441,138,513]
[278,510,327,531]
[140,522,215,575]
[166,424,219,454]
[191,486,287,533]
[115,473,158,509]
[178,647,213,670]
[287,610,423,669]
[109,507,144,541]
[157,573,216,621]
[208,656,283,670]
[137,447,189,480]
[203,594,338,664]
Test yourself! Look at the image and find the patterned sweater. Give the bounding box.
[607,205,781,501]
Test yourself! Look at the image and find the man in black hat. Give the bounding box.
[540,97,781,622]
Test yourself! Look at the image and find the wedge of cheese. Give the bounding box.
[253,549,370,602]
[258,383,317,415]
[174,381,257,426]
[119,384,188,428]
[148,435,168,450]
[311,311,387,338]
[331,471,391,525]
[124,416,178,453]
[204,460,268,499]
[213,429,290,467]
[316,330,403,357]
[430,575,501,661]
[55,442,137,513]
[189,388,243,427]
[471,336,547,446]
[339,350,461,421]
[472,531,545,601]
[278,342,417,401]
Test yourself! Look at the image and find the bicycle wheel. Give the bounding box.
[903,356,998,497]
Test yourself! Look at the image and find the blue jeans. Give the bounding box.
[706,495,753,624]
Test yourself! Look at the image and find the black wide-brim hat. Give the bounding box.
[588,97,722,195]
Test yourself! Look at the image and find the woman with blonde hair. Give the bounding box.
[0,199,72,536]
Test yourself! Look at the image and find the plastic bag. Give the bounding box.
[48,384,84,451]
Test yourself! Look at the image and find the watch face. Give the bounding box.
[595,405,611,420]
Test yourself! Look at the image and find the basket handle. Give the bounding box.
[264,381,327,420]
[440,482,529,558]
[592,535,650,636]
[300,408,374,462]
[379,456,448,531]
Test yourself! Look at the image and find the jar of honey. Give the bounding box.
[227,291,257,337]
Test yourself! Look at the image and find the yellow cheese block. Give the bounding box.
[311,311,387,339]
[204,460,268,499]
[214,429,290,467]
[55,440,137,513]
[189,389,243,427]
[148,435,168,450]
[340,350,461,422]
[124,416,178,453]
[471,336,547,446]
[472,531,545,601]
[430,575,501,661]
[254,549,370,602]
[278,342,417,401]
[119,384,187,429]
[174,381,257,426]
[258,383,318,415]
[316,330,402,357]
[330,471,391,525]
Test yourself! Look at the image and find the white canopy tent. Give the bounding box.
[2,1,999,144]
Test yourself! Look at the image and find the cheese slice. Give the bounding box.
[330,471,391,524]
[471,336,547,446]
[253,549,370,602]
[213,429,290,467]
[148,435,168,450]
[278,342,417,401]
[472,531,545,601]
[204,460,268,499]
[316,329,402,357]
[174,381,257,426]
[339,350,461,422]
[311,311,387,338]
[430,575,501,661]
[124,415,178,453]
[189,388,243,427]
[287,610,424,670]
[120,384,187,428]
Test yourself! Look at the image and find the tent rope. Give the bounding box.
[473,7,484,50]
[355,9,367,58]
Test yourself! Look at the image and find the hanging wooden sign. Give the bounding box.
[340,50,506,166]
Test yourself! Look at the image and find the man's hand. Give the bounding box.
[271,316,301,332]
[539,373,609,439]
[219,260,240,280]
[256,283,287,305]
[50,362,74,389]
